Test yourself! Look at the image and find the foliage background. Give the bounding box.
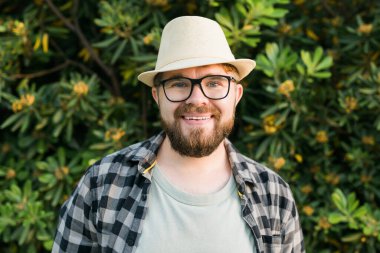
[1,0,379,252]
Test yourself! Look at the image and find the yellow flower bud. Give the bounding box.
[6,169,16,179]
[145,0,168,7]
[61,166,70,175]
[293,0,305,5]
[1,143,11,153]
[42,33,49,53]
[33,36,41,51]
[263,115,282,134]
[105,128,126,142]
[78,48,91,62]
[303,205,314,216]
[279,24,291,34]
[21,94,35,106]
[358,23,373,35]
[143,33,154,45]
[360,175,371,183]
[294,154,303,163]
[318,217,331,230]
[306,29,319,41]
[12,100,24,112]
[325,173,340,185]
[278,80,295,96]
[361,136,375,145]
[301,185,312,194]
[344,96,358,113]
[55,168,64,180]
[273,157,286,170]
[73,81,89,96]
[316,131,328,143]
[12,21,26,36]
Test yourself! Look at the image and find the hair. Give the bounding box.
[153,63,240,87]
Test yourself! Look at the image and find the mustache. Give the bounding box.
[174,104,221,120]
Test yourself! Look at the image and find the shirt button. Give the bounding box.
[127,238,134,246]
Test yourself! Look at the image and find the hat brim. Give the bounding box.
[138,57,256,87]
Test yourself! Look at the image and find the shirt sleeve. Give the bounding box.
[52,168,99,253]
[281,199,305,253]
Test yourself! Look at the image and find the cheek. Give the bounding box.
[159,101,178,121]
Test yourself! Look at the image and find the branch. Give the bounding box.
[44,0,121,96]
[10,61,70,80]
[49,37,111,89]
[321,0,335,17]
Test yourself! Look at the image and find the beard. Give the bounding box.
[160,103,235,157]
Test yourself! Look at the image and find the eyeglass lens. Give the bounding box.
[163,76,230,101]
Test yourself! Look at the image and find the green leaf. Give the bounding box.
[35,117,48,130]
[315,56,333,71]
[332,189,347,213]
[57,147,66,166]
[347,192,359,213]
[292,113,300,132]
[65,118,73,142]
[53,109,63,124]
[271,8,288,18]
[39,174,56,185]
[90,143,113,150]
[300,50,312,67]
[1,113,23,129]
[53,122,66,138]
[43,240,54,250]
[215,9,233,30]
[328,212,347,224]
[265,43,279,65]
[296,64,305,75]
[92,36,118,48]
[342,233,361,242]
[310,72,331,79]
[258,17,278,27]
[312,47,323,66]
[255,136,273,159]
[52,184,64,206]
[111,39,127,64]
[352,206,367,218]
[20,114,30,133]
[18,224,30,245]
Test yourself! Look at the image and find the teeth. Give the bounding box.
[184,116,210,120]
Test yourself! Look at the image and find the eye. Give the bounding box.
[206,81,221,87]
[204,77,226,88]
[166,79,190,88]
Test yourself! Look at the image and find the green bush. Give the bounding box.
[1,0,379,252]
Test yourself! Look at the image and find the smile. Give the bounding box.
[183,116,211,120]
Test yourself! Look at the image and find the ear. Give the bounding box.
[152,87,159,105]
[234,83,244,105]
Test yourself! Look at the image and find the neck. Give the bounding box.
[156,136,232,194]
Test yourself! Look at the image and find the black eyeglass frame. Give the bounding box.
[158,75,237,102]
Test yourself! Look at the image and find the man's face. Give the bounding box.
[152,64,243,157]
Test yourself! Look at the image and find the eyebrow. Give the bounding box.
[163,74,185,80]
[162,73,229,80]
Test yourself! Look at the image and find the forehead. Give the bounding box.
[160,64,229,79]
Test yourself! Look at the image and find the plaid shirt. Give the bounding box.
[53,132,305,253]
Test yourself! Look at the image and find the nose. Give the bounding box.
[185,84,208,105]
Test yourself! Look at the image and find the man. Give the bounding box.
[53,16,304,253]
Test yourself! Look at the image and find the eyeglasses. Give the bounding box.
[159,75,236,102]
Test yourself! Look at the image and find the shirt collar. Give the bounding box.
[130,131,255,185]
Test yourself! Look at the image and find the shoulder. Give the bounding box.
[234,151,297,212]
[238,153,289,189]
[84,132,164,187]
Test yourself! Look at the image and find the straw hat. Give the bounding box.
[138,16,256,87]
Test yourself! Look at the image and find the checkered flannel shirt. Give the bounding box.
[53,132,305,253]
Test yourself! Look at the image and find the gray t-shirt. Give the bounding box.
[135,165,256,253]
